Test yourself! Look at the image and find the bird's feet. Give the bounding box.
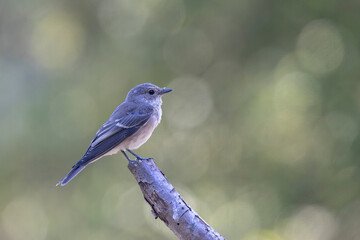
[127,157,152,165]
[136,156,153,161]
[127,149,153,161]
[122,150,153,165]
[127,158,139,165]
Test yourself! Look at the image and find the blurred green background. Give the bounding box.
[1,0,360,239]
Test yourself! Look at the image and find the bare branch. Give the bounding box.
[128,159,225,240]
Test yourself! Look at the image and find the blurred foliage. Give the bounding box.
[1,0,360,239]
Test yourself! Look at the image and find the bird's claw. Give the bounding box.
[128,157,152,165]
[127,158,139,165]
[137,157,153,161]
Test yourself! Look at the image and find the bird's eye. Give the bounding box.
[148,90,155,95]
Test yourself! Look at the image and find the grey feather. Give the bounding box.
[56,103,154,186]
[56,83,171,186]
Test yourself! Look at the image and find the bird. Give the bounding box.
[56,83,172,186]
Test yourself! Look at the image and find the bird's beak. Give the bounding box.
[159,88,173,95]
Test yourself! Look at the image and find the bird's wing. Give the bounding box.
[74,104,154,167]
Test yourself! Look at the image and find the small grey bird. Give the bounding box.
[56,83,172,186]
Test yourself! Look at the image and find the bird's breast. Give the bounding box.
[116,110,161,151]
[124,115,159,150]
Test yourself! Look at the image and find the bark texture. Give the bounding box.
[128,159,225,240]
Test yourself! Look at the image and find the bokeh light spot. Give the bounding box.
[210,200,259,239]
[31,10,84,70]
[249,72,323,165]
[282,205,338,240]
[274,72,321,120]
[274,54,301,80]
[113,186,146,230]
[98,0,150,40]
[2,198,48,240]
[102,184,147,231]
[296,20,344,73]
[147,0,186,34]
[49,88,98,140]
[337,201,360,239]
[164,76,213,129]
[243,230,284,240]
[325,112,358,143]
[163,28,213,74]
[162,132,211,182]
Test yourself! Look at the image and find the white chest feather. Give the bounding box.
[123,113,160,150]
[105,109,162,155]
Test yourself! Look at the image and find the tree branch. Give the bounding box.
[128,159,225,240]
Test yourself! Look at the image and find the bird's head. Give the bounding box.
[126,83,172,105]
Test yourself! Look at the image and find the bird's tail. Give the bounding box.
[56,164,86,186]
